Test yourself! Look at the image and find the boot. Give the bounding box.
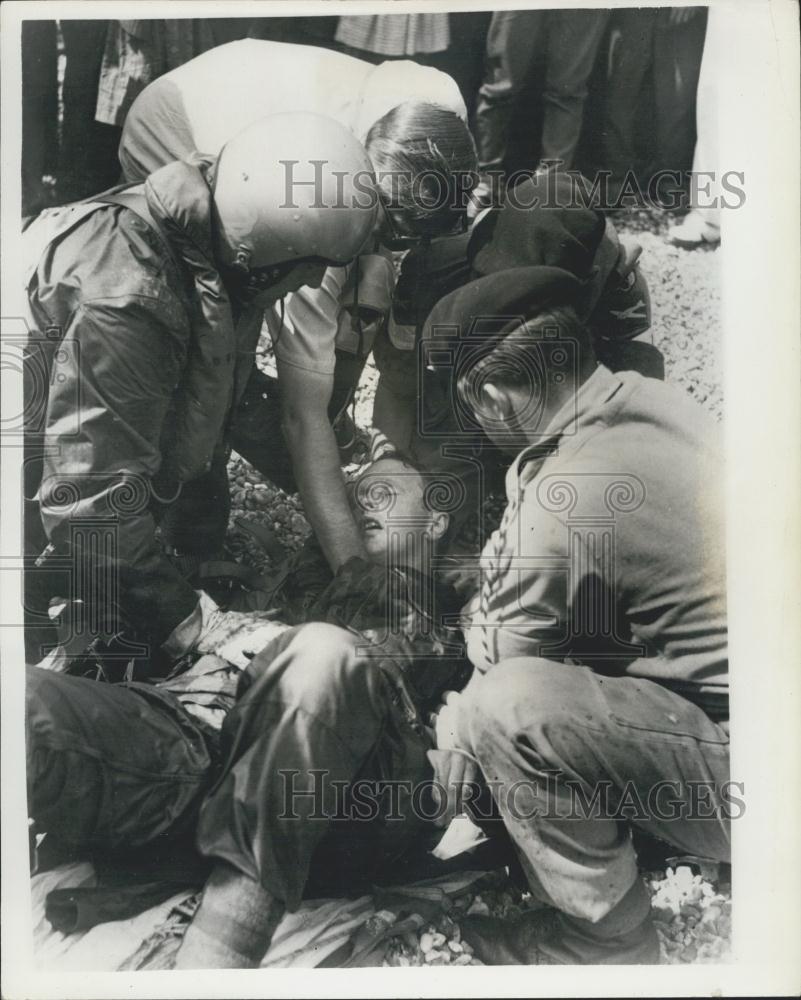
[462,878,660,965]
[173,862,284,969]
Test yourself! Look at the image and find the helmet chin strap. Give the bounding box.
[233,245,252,273]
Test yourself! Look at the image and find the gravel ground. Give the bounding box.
[225,206,728,965]
[380,864,732,966]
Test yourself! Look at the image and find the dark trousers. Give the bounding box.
[603,8,708,182]
[474,9,610,173]
[198,623,432,907]
[21,21,58,216]
[463,657,731,923]
[26,624,432,908]
[58,20,122,203]
[26,665,214,851]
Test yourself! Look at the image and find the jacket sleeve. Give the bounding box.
[38,296,199,645]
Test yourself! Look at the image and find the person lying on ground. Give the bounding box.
[26,454,471,962]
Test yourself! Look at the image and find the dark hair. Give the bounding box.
[456,305,595,405]
[365,103,478,238]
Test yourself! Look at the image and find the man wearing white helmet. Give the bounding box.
[118,38,478,466]
[22,112,378,664]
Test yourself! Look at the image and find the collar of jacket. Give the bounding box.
[144,155,237,482]
[503,363,627,499]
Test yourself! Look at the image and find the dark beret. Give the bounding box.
[422,265,587,349]
[469,172,606,279]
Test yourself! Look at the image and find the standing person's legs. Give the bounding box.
[461,657,730,964]
[689,20,719,234]
[443,12,493,120]
[21,20,58,216]
[542,9,611,170]
[652,8,708,190]
[474,10,545,177]
[601,9,657,182]
[668,7,723,246]
[59,20,119,203]
[26,665,214,852]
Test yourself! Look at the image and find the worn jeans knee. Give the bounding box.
[465,657,594,763]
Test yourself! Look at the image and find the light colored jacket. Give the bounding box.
[464,366,728,714]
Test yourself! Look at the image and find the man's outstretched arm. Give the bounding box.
[278,360,367,571]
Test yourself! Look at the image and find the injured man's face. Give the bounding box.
[352,456,450,568]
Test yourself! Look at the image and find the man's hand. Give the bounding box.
[426,689,483,828]
[431,689,469,751]
[427,748,483,829]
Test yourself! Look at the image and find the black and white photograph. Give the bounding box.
[1,1,799,996]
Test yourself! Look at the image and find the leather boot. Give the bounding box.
[462,878,660,965]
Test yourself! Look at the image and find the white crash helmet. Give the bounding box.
[211,111,378,273]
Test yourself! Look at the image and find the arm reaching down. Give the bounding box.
[278,359,368,571]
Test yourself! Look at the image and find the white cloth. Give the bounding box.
[119,39,465,177]
[691,7,725,228]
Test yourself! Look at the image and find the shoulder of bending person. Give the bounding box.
[41,207,192,320]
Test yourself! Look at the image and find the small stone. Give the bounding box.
[419,932,434,953]
[466,899,490,917]
[431,932,446,948]
[453,954,472,965]
[448,940,463,954]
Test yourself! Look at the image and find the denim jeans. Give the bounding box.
[462,656,731,923]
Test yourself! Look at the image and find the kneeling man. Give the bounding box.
[425,267,729,964]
